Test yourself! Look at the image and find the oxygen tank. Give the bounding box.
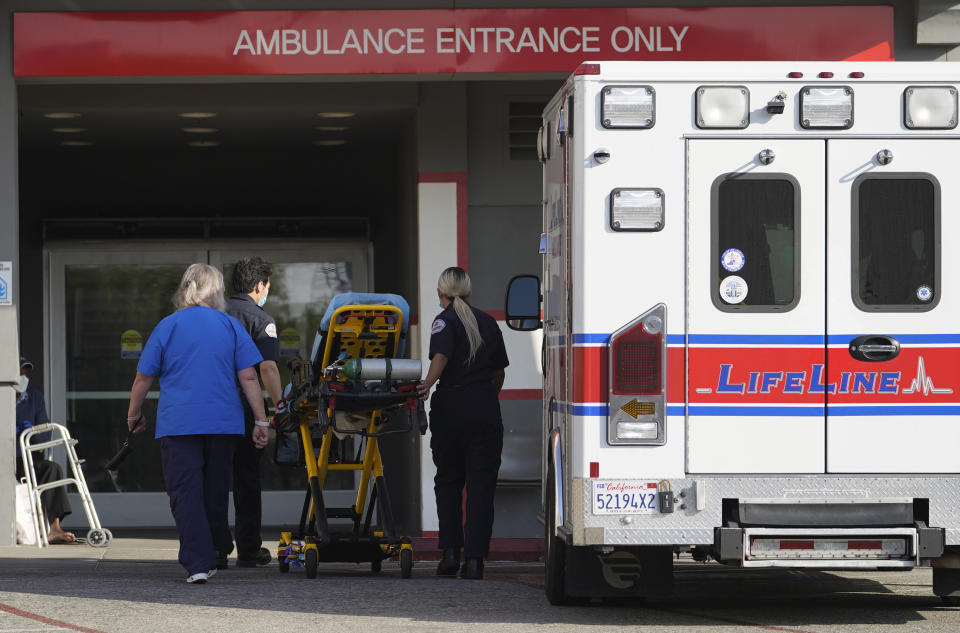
[341,358,422,381]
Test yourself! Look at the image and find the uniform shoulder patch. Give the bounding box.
[431,319,446,334]
[265,323,278,338]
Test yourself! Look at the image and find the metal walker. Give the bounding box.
[19,423,112,548]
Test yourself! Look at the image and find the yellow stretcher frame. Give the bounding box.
[277,303,417,579]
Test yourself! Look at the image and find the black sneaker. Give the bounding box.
[214,554,229,570]
[436,548,460,577]
[460,558,484,580]
[237,547,272,567]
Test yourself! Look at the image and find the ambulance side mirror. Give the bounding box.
[504,275,542,331]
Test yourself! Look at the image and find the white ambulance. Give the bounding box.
[504,61,960,604]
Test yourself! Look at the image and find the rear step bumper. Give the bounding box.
[742,527,917,568]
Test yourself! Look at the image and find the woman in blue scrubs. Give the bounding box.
[125,263,269,584]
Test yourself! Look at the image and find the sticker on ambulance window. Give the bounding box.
[917,285,933,302]
[593,480,659,515]
[721,248,745,272]
[719,275,748,304]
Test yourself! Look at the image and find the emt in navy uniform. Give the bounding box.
[223,256,283,568]
[126,263,269,584]
[418,266,509,580]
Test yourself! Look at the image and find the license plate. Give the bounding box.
[592,480,659,515]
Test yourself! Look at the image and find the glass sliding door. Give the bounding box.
[209,245,371,493]
[47,241,372,527]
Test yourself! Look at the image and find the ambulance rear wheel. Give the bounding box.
[545,470,577,605]
[304,549,318,579]
[278,556,290,573]
[400,549,413,579]
[371,558,382,574]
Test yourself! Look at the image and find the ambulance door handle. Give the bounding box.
[849,335,900,362]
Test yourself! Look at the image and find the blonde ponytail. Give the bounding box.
[438,267,482,364]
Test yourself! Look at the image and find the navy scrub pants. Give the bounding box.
[160,435,238,576]
[430,383,504,559]
[231,411,265,559]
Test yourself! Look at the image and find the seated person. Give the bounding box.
[16,356,75,544]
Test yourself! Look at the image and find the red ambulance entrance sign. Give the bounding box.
[14,7,893,77]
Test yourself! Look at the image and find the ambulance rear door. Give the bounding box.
[687,139,827,473]
[826,139,960,473]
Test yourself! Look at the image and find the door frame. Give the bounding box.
[44,239,373,527]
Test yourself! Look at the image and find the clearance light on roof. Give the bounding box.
[787,72,804,78]
[904,86,958,129]
[800,86,853,129]
[696,86,749,129]
[601,85,655,129]
[610,188,664,232]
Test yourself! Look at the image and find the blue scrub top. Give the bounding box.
[138,306,263,438]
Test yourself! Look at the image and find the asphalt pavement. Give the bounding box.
[0,536,958,633]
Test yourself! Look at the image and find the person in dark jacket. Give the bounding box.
[15,356,74,544]
[418,266,509,580]
[222,256,282,568]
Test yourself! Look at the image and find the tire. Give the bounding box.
[545,470,574,605]
[400,549,413,579]
[304,548,318,579]
[371,558,382,574]
[278,555,290,573]
[943,596,960,607]
[87,528,109,548]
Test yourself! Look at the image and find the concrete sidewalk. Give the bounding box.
[0,535,956,633]
[0,534,550,633]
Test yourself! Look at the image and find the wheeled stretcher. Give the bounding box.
[273,293,426,578]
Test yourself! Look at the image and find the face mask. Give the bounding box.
[257,288,269,308]
[13,375,28,394]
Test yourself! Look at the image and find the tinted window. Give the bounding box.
[713,176,798,311]
[855,176,939,310]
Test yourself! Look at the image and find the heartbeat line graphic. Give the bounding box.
[902,356,953,395]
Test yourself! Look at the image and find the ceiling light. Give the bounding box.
[181,127,218,134]
[316,112,355,119]
[313,139,347,146]
[187,140,221,148]
[61,140,93,147]
[51,127,86,133]
[44,112,81,119]
[178,112,217,119]
[315,126,350,132]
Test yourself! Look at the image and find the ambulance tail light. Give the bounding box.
[608,304,666,446]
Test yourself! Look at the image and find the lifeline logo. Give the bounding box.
[705,356,953,396]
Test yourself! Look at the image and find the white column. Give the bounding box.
[416,181,459,534]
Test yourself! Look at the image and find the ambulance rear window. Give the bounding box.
[854,174,940,311]
[712,174,799,312]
